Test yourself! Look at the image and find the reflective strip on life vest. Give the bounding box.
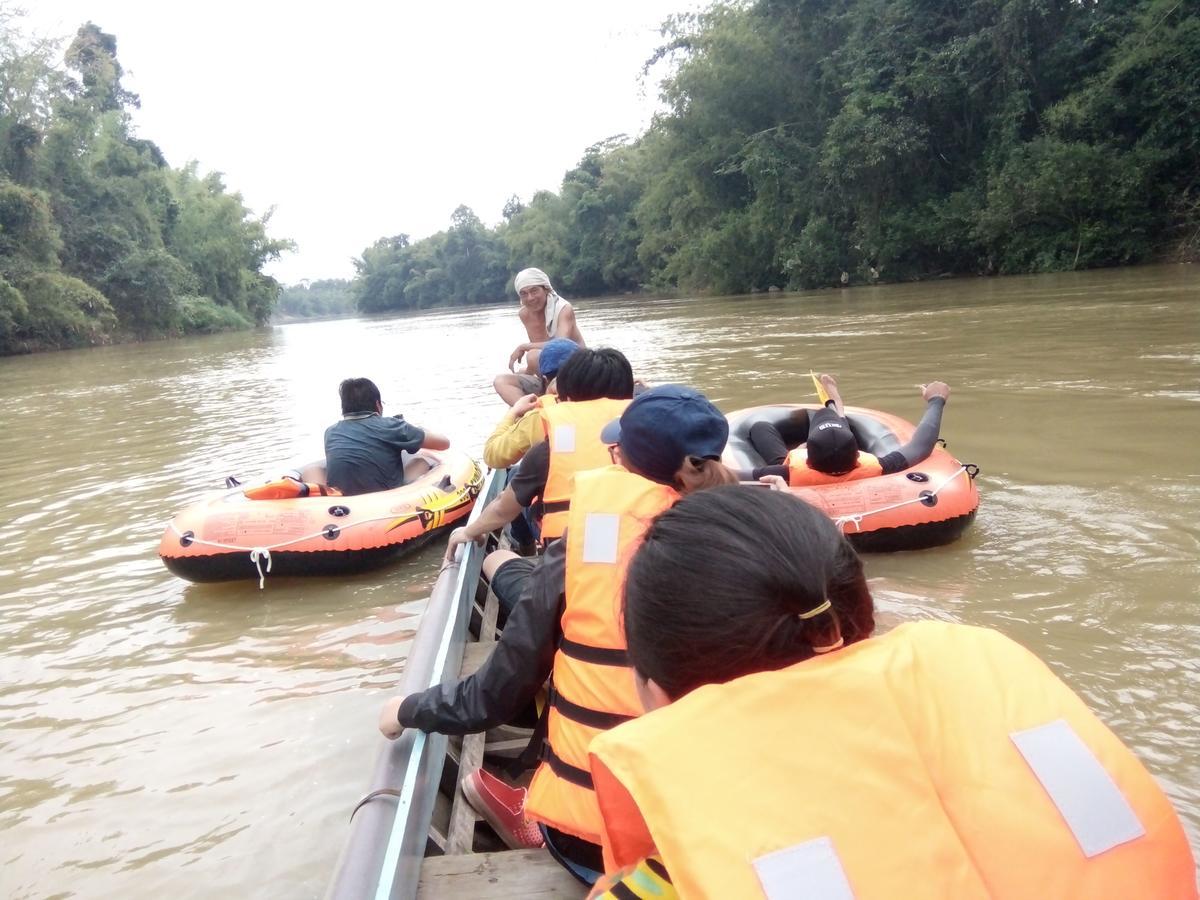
[1011,719,1146,857]
[553,424,577,452]
[753,836,855,900]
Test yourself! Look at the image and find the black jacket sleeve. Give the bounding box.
[397,540,566,735]
[878,397,946,474]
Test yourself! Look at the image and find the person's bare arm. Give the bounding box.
[556,304,585,346]
[419,430,450,451]
[443,487,523,562]
[509,306,550,370]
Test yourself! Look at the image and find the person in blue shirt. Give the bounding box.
[323,378,449,495]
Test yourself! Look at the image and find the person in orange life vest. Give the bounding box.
[584,487,1197,899]
[494,267,586,406]
[747,373,950,485]
[483,337,583,553]
[445,348,635,612]
[378,385,737,885]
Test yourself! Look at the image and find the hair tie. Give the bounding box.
[811,636,845,654]
[797,598,831,620]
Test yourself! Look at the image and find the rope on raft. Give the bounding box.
[833,465,972,534]
[168,511,422,589]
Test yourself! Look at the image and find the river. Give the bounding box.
[1,264,1197,897]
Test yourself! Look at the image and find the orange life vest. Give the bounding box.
[524,465,679,842]
[538,397,631,541]
[785,447,883,487]
[242,477,341,500]
[589,621,1197,899]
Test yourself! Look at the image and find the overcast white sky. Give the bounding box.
[26,1,701,285]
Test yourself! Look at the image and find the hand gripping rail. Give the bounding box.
[325,466,505,900]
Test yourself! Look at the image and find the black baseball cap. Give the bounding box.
[806,408,859,474]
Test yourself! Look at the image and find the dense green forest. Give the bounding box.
[355,0,1199,311]
[0,13,290,354]
[3,0,1195,347]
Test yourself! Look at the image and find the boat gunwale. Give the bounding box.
[325,465,506,900]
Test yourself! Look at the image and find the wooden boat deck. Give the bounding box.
[420,587,582,898]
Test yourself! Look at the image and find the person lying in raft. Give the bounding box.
[483,337,580,470]
[493,267,586,406]
[446,348,635,582]
[583,487,1196,899]
[379,386,738,886]
[323,377,449,496]
[747,373,950,485]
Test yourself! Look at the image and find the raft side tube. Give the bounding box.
[160,532,443,582]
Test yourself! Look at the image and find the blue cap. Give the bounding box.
[538,338,579,379]
[600,385,729,485]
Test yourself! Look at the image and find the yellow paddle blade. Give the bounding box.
[810,372,831,406]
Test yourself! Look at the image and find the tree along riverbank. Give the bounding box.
[5,0,1196,350]
[0,17,290,357]
[351,0,1199,316]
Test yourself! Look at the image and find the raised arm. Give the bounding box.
[879,382,950,474]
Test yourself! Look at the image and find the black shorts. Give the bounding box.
[488,556,539,617]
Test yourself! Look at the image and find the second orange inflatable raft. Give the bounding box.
[724,405,979,551]
[159,449,483,583]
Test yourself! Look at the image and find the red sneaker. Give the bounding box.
[461,768,545,850]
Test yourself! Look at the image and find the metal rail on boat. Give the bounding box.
[326,466,505,900]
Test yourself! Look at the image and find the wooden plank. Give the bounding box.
[417,849,585,898]
[443,588,501,854]
[459,640,494,678]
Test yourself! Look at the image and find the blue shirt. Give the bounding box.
[324,413,426,495]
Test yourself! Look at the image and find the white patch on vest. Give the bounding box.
[753,836,855,900]
[554,424,576,453]
[1011,719,1146,857]
[581,513,620,564]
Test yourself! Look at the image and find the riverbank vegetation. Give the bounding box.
[355,0,1199,311]
[276,279,355,321]
[0,14,290,354]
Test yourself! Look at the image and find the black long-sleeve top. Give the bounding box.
[397,540,567,733]
[752,396,947,480]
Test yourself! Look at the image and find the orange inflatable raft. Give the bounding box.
[159,449,483,584]
[724,405,979,551]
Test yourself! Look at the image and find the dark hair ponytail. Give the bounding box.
[623,486,875,700]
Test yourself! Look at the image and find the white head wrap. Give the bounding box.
[513,267,553,295]
[513,267,569,335]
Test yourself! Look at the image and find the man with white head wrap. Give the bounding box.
[493,267,586,406]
